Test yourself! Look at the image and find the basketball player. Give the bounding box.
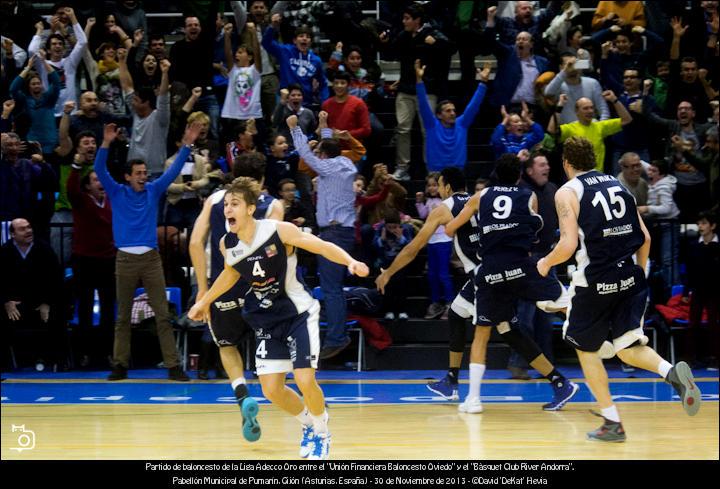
[188,177,369,459]
[445,154,578,413]
[189,152,283,443]
[537,136,701,441]
[375,167,479,403]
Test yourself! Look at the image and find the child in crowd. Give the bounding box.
[265,133,299,197]
[221,22,263,145]
[278,178,314,231]
[416,172,454,319]
[682,210,720,368]
[373,209,413,321]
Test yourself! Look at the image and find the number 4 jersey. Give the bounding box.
[562,170,645,286]
[223,220,315,329]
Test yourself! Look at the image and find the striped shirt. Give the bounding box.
[291,127,356,228]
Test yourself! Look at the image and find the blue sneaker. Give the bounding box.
[426,375,459,401]
[299,424,315,458]
[240,397,261,442]
[543,380,579,411]
[307,432,331,460]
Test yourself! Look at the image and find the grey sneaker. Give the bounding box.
[666,361,702,416]
[587,417,626,442]
[424,302,445,319]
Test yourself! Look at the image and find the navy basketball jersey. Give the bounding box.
[563,171,644,285]
[208,189,278,281]
[223,220,314,328]
[443,192,481,273]
[477,186,542,258]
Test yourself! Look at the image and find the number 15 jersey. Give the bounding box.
[562,170,644,286]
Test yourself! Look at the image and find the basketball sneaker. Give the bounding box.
[299,424,315,458]
[239,397,261,442]
[587,412,626,442]
[665,361,702,416]
[308,432,331,460]
[543,380,579,411]
[426,375,459,401]
[458,396,483,414]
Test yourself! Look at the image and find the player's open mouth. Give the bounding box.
[228,217,237,226]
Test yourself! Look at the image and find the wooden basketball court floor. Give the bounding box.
[2,370,718,460]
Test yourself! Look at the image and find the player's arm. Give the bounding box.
[529,192,539,214]
[189,197,214,300]
[537,188,579,277]
[445,192,481,237]
[277,221,369,277]
[267,199,284,221]
[635,209,651,272]
[188,241,241,321]
[376,205,451,294]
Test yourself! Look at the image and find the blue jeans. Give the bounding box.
[653,220,680,295]
[194,94,221,140]
[318,225,355,348]
[427,241,454,303]
[508,299,554,368]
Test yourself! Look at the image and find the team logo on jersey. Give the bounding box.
[255,329,271,340]
[265,244,278,258]
[214,299,239,311]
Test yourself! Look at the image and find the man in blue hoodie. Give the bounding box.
[262,13,328,108]
[95,122,202,381]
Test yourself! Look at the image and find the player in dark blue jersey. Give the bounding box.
[189,178,369,459]
[189,153,283,442]
[537,136,701,442]
[446,154,578,413]
[375,167,480,404]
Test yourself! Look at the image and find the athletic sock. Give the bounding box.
[448,368,459,383]
[311,410,329,434]
[658,360,672,379]
[295,407,313,426]
[468,363,486,400]
[601,405,621,423]
[545,369,566,389]
[232,378,248,400]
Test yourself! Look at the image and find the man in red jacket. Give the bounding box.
[68,151,116,368]
[321,71,371,141]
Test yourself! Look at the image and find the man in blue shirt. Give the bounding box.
[95,122,202,381]
[287,115,356,359]
[416,60,489,171]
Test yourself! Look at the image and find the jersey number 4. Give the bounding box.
[256,339,268,358]
[591,186,626,221]
[252,261,266,278]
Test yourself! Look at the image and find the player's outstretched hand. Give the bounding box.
[348,260,369,277]
[188,302,209,323]
[375,269,389,294]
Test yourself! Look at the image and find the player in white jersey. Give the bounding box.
[537,137,701,441]
[189,178,369,459]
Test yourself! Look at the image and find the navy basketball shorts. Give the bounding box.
[563,263,649,353]
[253,300,321,375]
[474,256,569,326]
[208,283,251,347]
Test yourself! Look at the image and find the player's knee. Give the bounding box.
[260,382,284,402]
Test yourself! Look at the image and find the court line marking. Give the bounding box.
[3,377,717,385]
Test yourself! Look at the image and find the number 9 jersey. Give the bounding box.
[562,170,645,286]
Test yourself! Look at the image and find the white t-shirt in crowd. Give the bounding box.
[221,64,262,120]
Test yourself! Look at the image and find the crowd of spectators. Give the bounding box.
[1,1,718,372]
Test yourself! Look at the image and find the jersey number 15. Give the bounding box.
[591,186,626,221]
